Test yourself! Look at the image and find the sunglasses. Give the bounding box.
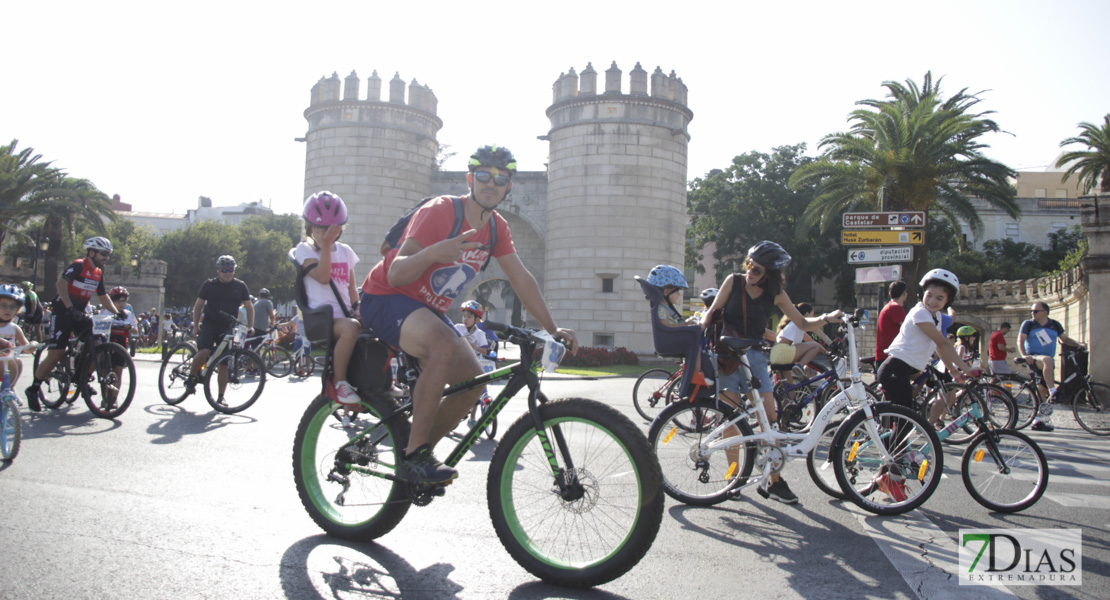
[473,170,511,186]
[219,268,235,274]
[1030,309,1045,314]
[748,264,765,277]
[96,250,112,258]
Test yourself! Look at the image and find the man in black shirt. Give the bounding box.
[184,255,255,402]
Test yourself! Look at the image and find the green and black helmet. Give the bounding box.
[468,145,517,174]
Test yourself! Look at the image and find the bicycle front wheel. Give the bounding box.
[1009,381,1039,431]
[261,346,293,378]
[962,429,1048,513]
[832,403,943,516]
[85,342,136,419]
[293,392,412,540]
[294,351,316,377]
[204,349,265,414]
[1,397,20,461]
[488,398,664,588]
[806,419,846,499]
[648,397,755,506]
[33,344,73,409]
[159,343,196,405]
[632,368,678,422]
[1072,382,1110,436]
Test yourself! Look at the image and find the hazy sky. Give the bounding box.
[4,1,1108,218]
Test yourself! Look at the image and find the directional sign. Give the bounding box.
[855,265,902,284]
[841,230,925,245]
[842,212,927,228]
[847,246,914,264]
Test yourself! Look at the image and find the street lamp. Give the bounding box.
[31,234,49,293]
[131,254,139,268]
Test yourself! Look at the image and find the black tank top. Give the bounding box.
[723,275,775,338]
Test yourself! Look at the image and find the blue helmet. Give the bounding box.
[647,265,688,290]
[0,283,25,308]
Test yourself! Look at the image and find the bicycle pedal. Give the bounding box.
[756,486,769,499]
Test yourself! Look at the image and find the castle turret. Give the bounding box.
[302,69,442,263]
[544,62,693,352]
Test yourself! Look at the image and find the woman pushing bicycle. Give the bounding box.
[702,240,841,504]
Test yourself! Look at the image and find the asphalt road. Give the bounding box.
[1,358,1107,599]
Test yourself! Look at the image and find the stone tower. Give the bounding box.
[302,70,442,263]
[544,62,693,351]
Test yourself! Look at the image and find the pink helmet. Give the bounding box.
[303,191,348,227]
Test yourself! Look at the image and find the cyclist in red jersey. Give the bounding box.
[25,237,122,411]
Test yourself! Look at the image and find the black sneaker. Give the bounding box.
[767,478,798,504]
[184,376,197,396]
[1031,420,1055,432]
[25,385,42,412]
[398,445,458,484]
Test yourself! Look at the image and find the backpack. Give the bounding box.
[380,195,497,272]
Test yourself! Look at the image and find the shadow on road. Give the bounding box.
[144,404,257,444]
[20,404,123,438]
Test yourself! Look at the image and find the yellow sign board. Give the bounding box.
[841,230,925,245]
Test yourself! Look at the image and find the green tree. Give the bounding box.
[0,139,62,248]
[30,177,116,298]
[687,144,852,304]
[1057,113,1110,195]
[238,219,297,303]
[155,221,243,307]
[789,72,1019,300]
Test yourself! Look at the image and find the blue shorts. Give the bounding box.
[359,292,457,349]
[719,348,774,395]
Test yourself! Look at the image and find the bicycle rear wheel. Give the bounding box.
[261,346,293,378]
[204,348,265,414]
[33,345,74,409]
[832,403,943,516]
[293,392,412,540]
[1072,382,1110,436]
[294,351,316,377]
[648,397,755,506]
[84,342,136,419]
[962,429,1048,513]
[488,398,663,588]
[158,343,196,405]
[632,368,679,422]
[481,398,497,440]
[1,397,20,461]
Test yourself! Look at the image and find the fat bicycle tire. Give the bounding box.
[32,344,73,409]
[1072,382,1110,436]
[84,342,136,419]
[1,397,20,461]
[159,343,197,405]
[632,368,679,422]
[487,398,664,588]
[293,392,412,541]
[806,419,847,499]
[261,346,293,378]
[648,397,756,506]
[204,348,266,414]
[831,402,943,516]
[961,428,1048,513]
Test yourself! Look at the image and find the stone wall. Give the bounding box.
[0,257,169,316]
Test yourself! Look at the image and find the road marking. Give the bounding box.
[1045,491,1110,509]
[852,507,1017,599]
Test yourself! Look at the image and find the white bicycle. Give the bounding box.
[648,310,944,516]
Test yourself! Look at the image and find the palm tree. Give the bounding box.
[0,139,62,247]
[1056,114,1110,197]
[29,177,116,297]
[790,72,1019,298]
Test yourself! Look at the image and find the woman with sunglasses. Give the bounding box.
[702,240,842,504]
[25,237,122,412]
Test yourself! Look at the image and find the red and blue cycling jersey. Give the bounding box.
[54,258,106,310]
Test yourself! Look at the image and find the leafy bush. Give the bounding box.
[560,346,640,368]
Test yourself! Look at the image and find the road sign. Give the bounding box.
[841,230,925,245]
[847,246,914,264]
[855,265,902,284]
[842,212,927,228]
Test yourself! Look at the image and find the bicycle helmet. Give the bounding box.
[747,241,791,270]
[957,325,977,337]
[19,281,32,289]
[468,145,517,173]
[919,268,960,306]
[647,265,688,290]
[216,255,237,270]
[461,300,484,319]
[302,191,348,227]
[84,236,113,253]
[0,283,25,307]
[109,286,129,298]
[259,288,271,298]
[700,288,718,303]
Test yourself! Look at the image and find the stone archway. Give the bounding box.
[469,278,522,327]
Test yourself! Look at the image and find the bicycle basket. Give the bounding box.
[92,314,114,338]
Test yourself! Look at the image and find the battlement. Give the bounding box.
[309,69,438,115]
[551,61,688,107]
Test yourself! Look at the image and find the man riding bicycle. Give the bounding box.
[360,144,578,484]
[184,255,256,401]
[1018,301,1086,432]
[17,281,44,342]
[25,237,122,411]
